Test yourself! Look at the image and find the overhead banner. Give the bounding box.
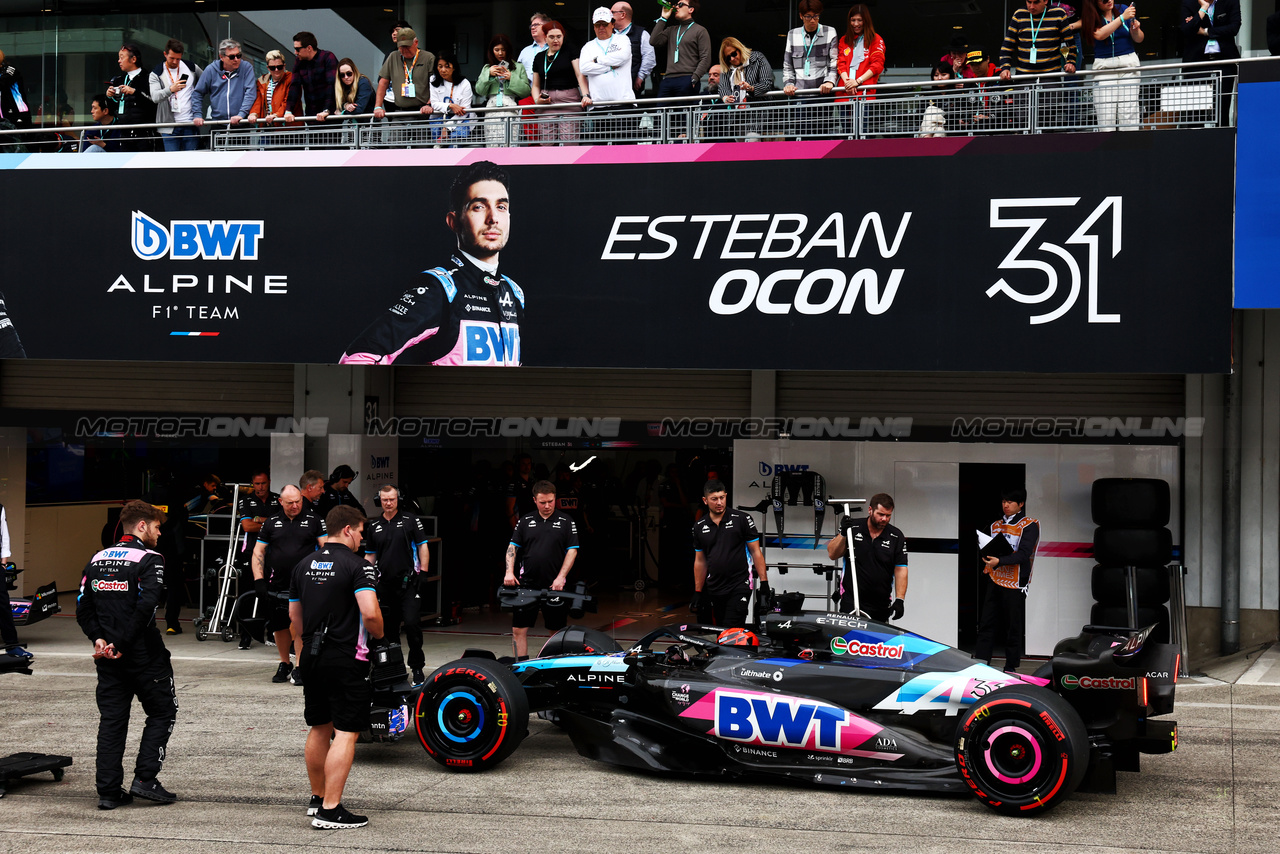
[0,130,1232,372]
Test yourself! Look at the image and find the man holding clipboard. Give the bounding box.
[973,487,1040,672]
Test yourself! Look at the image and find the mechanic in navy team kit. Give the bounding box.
[690,479,769,629]
[364,484,431,686]
[340,160,525,366]
[504,479,579,659]
[289,505,384,830]
[826,492,908,622]
[236,470,280,649]
[974,486,1040,673]
[76,500,179,810]
[252,485,325,685]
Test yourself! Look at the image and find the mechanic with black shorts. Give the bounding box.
[364,484,431,686]
[289,505,384,830]
[690,479,769,629]
[253,484,324,685]
[76,499,179,810]
[236,470,280,649]
[505,479,578,659]
[826,492,908,623]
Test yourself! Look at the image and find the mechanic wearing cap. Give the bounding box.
[290,505,384,830]
[826,492,907,622]
[974,486,1039,673]
[252,485,325,685]
[364,484,431,686]
[690,479,768,629]
[316,464,362,520]
[77,499,179,810]
[505,479,578,660]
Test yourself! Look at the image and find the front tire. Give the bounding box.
[415,659,528,772]
[955,685,1089,815]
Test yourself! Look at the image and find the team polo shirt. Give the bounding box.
[239,491,281,551]
[365,510,430,596]
[511,511,579,588]
[288,543,379,660]
[691,509,760,596]
[844,517,908,609]
[257,509,325,587]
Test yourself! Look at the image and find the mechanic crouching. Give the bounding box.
[289,505,385,830]
[76,499,179,810]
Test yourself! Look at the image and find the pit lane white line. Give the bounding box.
[1177,701,1280,711]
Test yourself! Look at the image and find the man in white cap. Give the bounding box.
[579,7,632,140]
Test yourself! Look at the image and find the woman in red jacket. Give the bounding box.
[835,5,885,135]
[247,50,297,130]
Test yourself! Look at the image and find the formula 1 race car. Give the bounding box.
[414,591,1179,815]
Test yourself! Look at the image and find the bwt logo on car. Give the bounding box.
[132,210,264,261]
[1060,674,1136,690]
[758,462,810,477]
[714,690,850,751]
[92,579,130,592]
[830,637,905,660]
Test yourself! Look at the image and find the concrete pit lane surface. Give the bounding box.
[2,614,1279,854]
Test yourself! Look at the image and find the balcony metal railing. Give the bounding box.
[0,57,1250,154]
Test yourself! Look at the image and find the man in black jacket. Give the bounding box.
[108,43,155,151]
[77,499,178,809]
[1180,0,1241,126]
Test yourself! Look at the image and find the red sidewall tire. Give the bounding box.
[416,658,528,772]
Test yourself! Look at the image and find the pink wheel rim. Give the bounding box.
[983,724,1042,784]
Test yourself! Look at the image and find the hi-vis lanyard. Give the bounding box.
[803,29,818,77]
[673,22,693,64]
[403,50,418,86]
[1027,7,1048,63]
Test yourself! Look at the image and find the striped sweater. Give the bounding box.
[999,6,1079,75]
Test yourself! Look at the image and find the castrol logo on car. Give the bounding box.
[1061,674,1135,690]
[830,637,905,660]
[92,579,130,592]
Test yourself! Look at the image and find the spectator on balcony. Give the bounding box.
[374,28,435,122]
[919,62,967,137]
[80,94,120,153]
[611,3,656,96]
[717,37,775,141]
[0,51,32,135]
[966,47,1010,131]
[651,0,713,99]
[784,0,837,97]
[247,50,296,128]
[108,43,155,151]
[1082,0,1144,131]
[321,58,375,124]
[429,54,473,146]
[1179,0,1240,126]
[149,39,201,152]
[998,0,1078,79]
[837,5,885,99]
[286,31,338,120]
[531,20,590,145]
[518,12,551,83]
[477,34,531,146]
[702,63,722,95]
[967,46,999,79]
[192,39,257,131]
[942,34,971,78]
[382,19,411,115]
[586,3,634,128]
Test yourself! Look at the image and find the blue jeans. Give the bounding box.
[657,74,698,99]
[162,126,198,151]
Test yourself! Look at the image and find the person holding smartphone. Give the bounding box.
[1082,0,1145,131]
[148,38,201,151]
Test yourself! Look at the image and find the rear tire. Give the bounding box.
[1090,565,1170,606]
[415,659,528,772]
[955,685,1089,816]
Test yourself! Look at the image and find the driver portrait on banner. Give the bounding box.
[341,160,524,366]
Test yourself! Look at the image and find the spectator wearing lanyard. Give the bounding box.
[1082,0,1144,131]
[530,20,591,145]
[998,0,1078,78]
[580,6,633,142]
[429,53,473,146]
[477,34,531,146]
[650,0,713,99]
[373,29,436,122]
[148,39,201,151]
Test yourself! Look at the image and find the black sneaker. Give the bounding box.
[130,778,177,804]
[312,803,368,829]
[272,662,293,683]
[165,625,183,635]
[97,790,134,810]
[289,668,304,686]
[238,637,252,650]
[411,668,425,687]
[307,794,324,816]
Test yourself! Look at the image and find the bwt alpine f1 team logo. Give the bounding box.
[132,210,264,261]
[986,196,1123,325]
